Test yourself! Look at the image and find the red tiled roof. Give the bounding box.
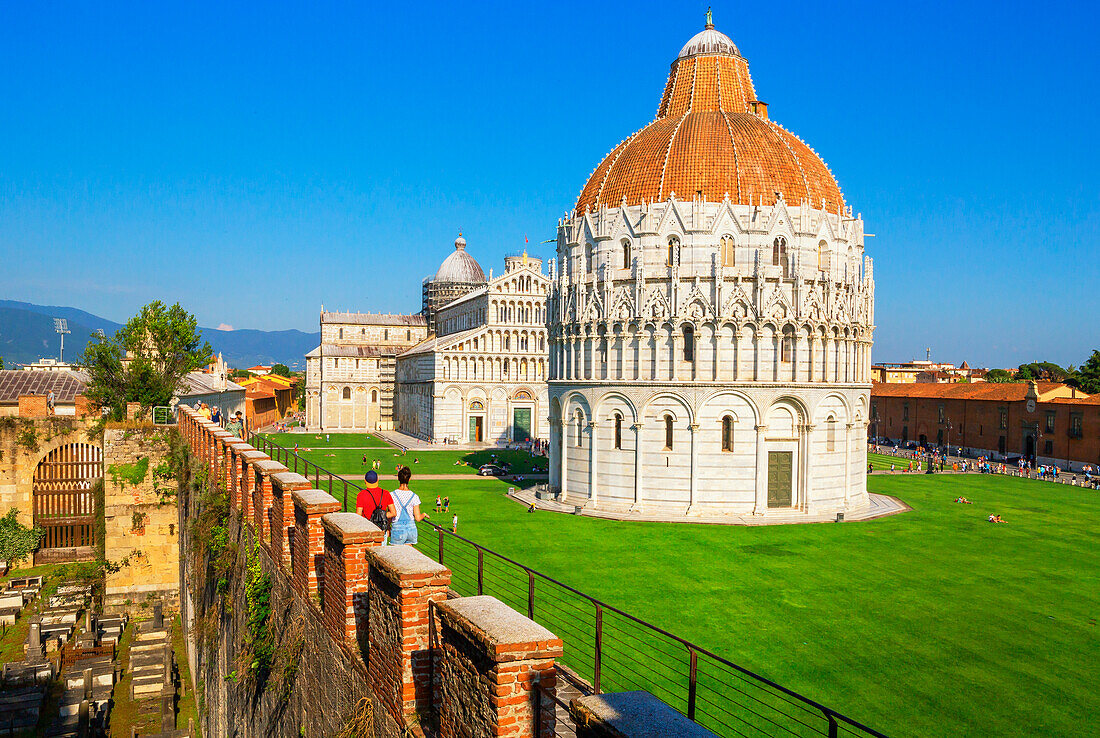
[871,382,1069,401]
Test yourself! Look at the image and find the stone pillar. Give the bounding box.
[367,546,451,727]
[754,425,768,515]
[321,512,384,644]
[631,423,644,511]
[670,333,680,382]
[270,472,312,570]
[732,329,740,381]
[844,422,854,507]
[713,328,721,381]
[291,489,341,598]
[588,421,599,506]
[250,459,284,542]
[558,422,569,505]
[752,330,760,382]
[688,423,699,512]
[435,595,563,738]
[633,331,644,381]
[800,424,815,513]
[570,691,718,738]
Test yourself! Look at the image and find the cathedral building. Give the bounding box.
[547,14,875,518]
[304,312,428,431]
[421,234,487,332]
[396,250,550,444]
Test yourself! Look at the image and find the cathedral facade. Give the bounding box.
[396,251,550,444]
[547,17,875,518]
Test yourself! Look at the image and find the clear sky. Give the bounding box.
[1,1,1097,368]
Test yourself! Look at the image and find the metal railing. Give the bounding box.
[248,433,887,738]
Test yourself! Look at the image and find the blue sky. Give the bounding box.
[1,1,1097,368]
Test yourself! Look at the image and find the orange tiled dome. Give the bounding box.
[576,20,844,213]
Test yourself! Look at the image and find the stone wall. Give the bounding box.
[102,426,180,611]
[175,405,689,738]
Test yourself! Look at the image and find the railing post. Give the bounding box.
[344,480,349,511]
[827,712,838,738]
[688,648,698,721]
[594,603,603,694]
[477,548,484,595]
[528,571,535,620]
[437,528,444,564]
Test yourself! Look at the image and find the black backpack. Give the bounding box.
[364,488,391,532]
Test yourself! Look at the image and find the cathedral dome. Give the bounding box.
[575,16,844,214]
[434,233,487,284]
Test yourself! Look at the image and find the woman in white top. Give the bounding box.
[390,466,429,545]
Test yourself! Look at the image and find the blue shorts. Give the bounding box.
[390,524,418,545]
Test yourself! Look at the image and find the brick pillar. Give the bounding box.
[269,472,311,569]
[213,431,232,490]
[223,442,247,508]
[238,449,267,517]
[321,513,384,644]
[250,459,285,542]
[569,692,717,738]
[18,394,47,417]
[74,394,93,418]
[368,546,451,727]
[291,490,341,599]
[435,595,563,738]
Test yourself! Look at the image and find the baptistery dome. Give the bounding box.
[575,17,843,213]
[435,234,487,284]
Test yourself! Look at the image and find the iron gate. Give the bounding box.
[32,443,101,549]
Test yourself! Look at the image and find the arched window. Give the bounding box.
[827,415,837,452]
[663,415,674,450]
[721,235,735,267]
[721,415,735,452]
[407,329,412,341]
[586,243,594,273]
[817,240,830,272]
[667,236,679,267]
[371,389,378,402]
[781,331,793,363]
[622,239,631,269]
[613,413,623,450]
[384,329,389,340]
[342,387,351,400]
[683,325,695,362]
[575,411,584,447]
[338,327,343,339]
[773,236,788,277]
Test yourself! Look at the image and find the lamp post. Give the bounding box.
[53,318,70,363]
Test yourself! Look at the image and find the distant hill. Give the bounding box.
[0,300,318,370]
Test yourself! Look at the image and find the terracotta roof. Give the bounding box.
[1047,395,1100,406]
[575,20,843,213]
[871,382,1072,402]
[0,370,88,404]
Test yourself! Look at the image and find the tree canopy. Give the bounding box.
[270,363,291,377]
[985,368,1014,383]
[80,301,212,419]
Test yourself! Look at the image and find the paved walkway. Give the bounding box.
[507,489,910,526]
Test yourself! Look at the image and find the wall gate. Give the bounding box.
[32,443,101,551]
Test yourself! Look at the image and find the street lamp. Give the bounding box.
[53,318,70,363]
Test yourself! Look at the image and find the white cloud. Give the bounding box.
[216,323,234,331]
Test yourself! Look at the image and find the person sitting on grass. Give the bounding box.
[987,514,1006,523]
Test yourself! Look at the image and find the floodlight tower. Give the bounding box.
[54,318,71,363]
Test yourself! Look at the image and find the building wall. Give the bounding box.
[548,197,873,517]
[871,393,1100,468]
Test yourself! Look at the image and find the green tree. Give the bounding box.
[80,301,212,420]
[985,368,1014,383]
[0,508,43,566]
[0,356,4,370]
[1074,350,1100,394]
[270,363,291,377]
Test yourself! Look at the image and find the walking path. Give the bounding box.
[507,488,910,526]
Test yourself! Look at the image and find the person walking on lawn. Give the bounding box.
[390,466,430,545]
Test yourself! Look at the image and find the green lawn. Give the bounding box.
[383,474,1096,738]
[259,431,391,448]
[271,437,1098,737]
[259,443,547,479]
[868,451,925,471]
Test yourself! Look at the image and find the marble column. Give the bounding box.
[632,422,644,511]
[588,421,599,506]
[559,420,570,504]
[732,330,741,381]
[754,424,768,515]
[688,423,699,513]
[844,422,854,506]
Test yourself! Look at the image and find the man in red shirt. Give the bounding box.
[356,471,396,535]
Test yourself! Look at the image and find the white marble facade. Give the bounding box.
[396,255,550,444]
[548,195,875,517]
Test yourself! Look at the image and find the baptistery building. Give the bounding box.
[548,15,875,518]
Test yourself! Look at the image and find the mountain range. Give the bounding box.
[0,300,318,370]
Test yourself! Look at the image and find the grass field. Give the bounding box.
[278,437,1099,737]
[260,431,391,448]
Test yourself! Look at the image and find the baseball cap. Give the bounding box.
[365,470,378,484]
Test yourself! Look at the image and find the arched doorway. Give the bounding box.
[1025,434,1035,461]
[33,443,101,552]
